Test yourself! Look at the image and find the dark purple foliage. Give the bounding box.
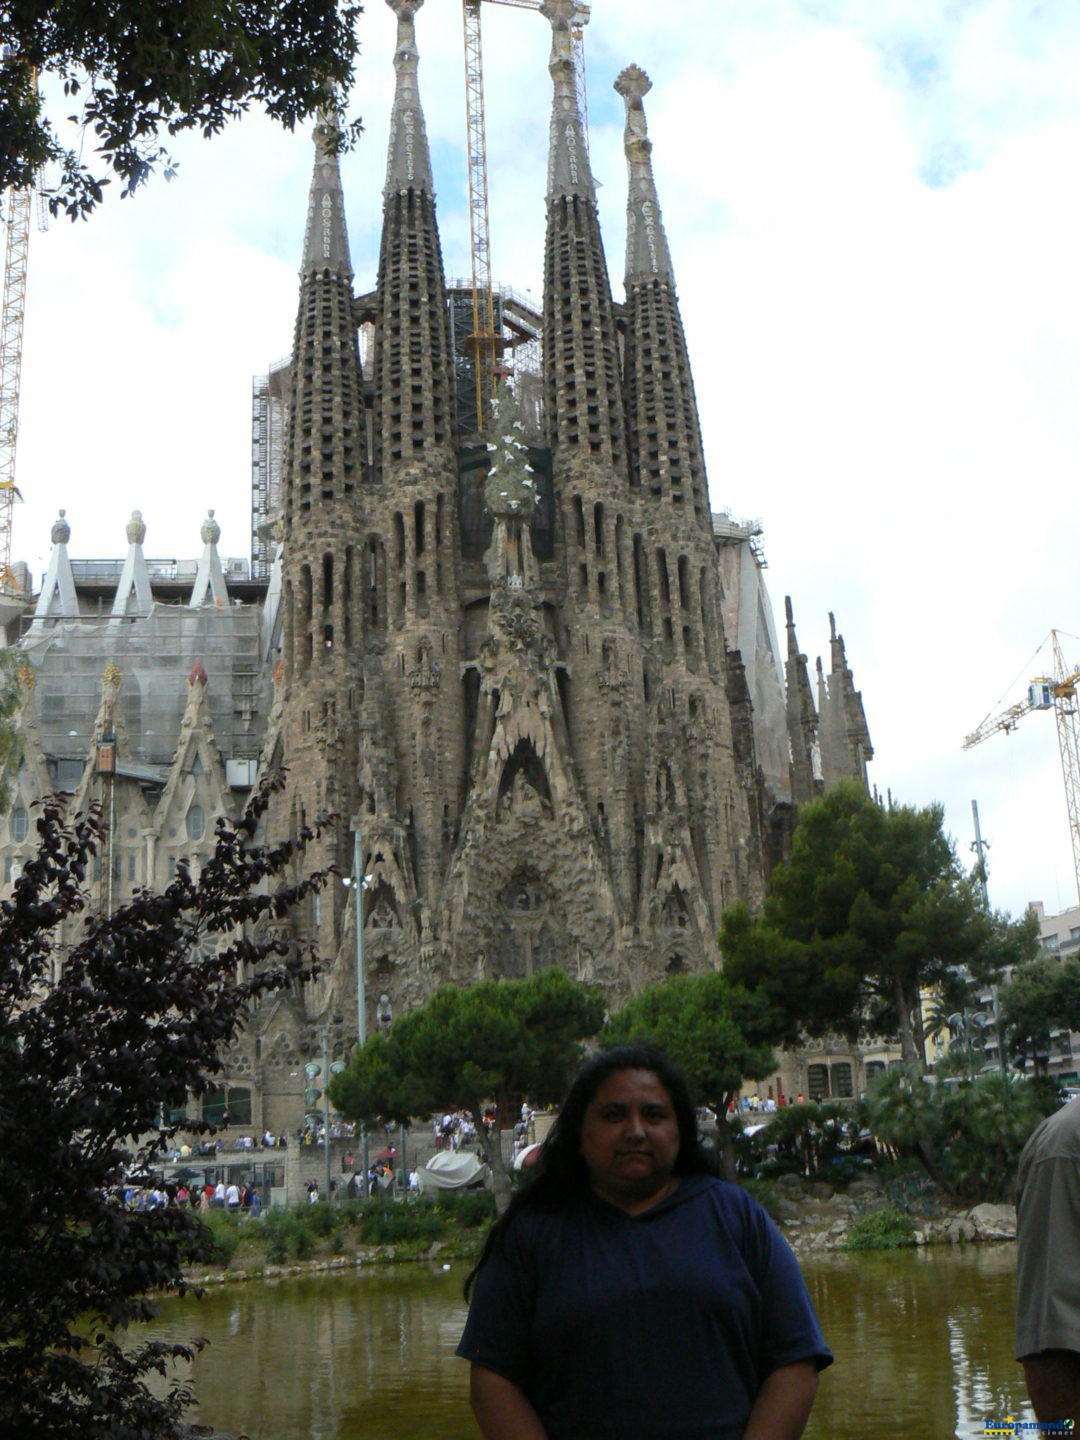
[0,775,330,1438]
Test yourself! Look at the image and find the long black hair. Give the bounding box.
[464,1045,716,1298]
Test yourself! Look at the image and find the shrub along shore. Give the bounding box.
[178,1158,1018,1293]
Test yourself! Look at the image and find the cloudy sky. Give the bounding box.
[15,0,1080,920]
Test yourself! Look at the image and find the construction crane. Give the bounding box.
[963,630,1080,900]
[0,181,29,590]
[0,56,43,598]
[462,0,589,433]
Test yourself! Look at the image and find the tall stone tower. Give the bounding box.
[261,0,860,1043]
[277,96,367,957]
[0,1,877,1133]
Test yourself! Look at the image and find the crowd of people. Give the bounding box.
[123,1179,262,1215]
[433,1110,486,1151]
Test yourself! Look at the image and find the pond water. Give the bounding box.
[141,1244,1031,1439]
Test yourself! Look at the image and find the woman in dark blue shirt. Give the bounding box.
[457,1045,831,1440]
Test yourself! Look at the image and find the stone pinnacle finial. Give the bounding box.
[617,60,674,285]
[541,0,594,202]
[383,0,434,197]
[539,0,576,29]
[301,85,353,275]
[201,509,221,546]
[51,510,70,546]
[614,63,652,105]
[188,660,208,687]
[126,509,146,546]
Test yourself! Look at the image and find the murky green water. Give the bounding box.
[140,1244,1031,1439]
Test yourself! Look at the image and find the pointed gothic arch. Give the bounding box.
[496,739,553,822]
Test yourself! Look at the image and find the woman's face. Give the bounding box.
[578,1068,681,1212]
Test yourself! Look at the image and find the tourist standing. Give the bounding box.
[458,1045,831,1439]
[1016,1097,1080,1421]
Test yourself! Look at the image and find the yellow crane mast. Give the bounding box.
[963,629,1080,901]
[462,0,589,433]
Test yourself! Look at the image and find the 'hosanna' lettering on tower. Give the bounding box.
[321,194,333,259]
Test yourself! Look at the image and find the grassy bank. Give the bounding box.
[189,1193,495,1280]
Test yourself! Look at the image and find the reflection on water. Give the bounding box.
[803,1245,1029,1440]
[139,1245,1033,1440]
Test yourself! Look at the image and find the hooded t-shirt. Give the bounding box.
[457,1173,832,1440]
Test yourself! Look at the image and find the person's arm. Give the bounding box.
[741,1361,819,1440]
[469,1364,549,1440]
[1022,1350,1080,1422]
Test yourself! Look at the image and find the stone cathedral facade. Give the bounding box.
[3,0,873,1131]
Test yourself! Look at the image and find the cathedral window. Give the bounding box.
[10,806,28,842]
[187,806,205,842]
[678,556,691,610]
[657,549,671,608]
[632,534,650,632]
[807,1064,829,1101]
[572,496,586,548]
[393,513,405,570]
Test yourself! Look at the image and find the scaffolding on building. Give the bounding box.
[251,358,291,579]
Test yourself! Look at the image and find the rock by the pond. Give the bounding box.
[945,1217,977,1244]
[968,1203,1016,1240]
[774,1173,805,1193]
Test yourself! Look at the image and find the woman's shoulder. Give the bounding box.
[675,1174,777,1236]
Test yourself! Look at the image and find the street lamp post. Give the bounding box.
[971,799,1008,1073]
[351,819,369,1182]
[320,1024,332,1200]
[353,823,366,1050]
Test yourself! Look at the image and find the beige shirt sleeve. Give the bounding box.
[1017,1102,1080,1360]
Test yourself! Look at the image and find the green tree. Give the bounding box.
[863,1067,1052,1202]
[722,781,1036,1069]
[604,972,780,1180]
[861,1066,946,1187]
[0,777,329,1437]
[1000,955,1080,1074]
[1,1,363,219]
[328,968,605,1212]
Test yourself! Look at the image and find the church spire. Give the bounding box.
[784,595,820,806]
[301,95,353,277]
[615,64,674,285]
[540,0,594,203]
[617,63,708,529]
[818,612,874,789]
[540,0,625,472]
[384,0,435,198]
[373,0,454,473]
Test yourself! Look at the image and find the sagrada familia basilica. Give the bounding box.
[2,0,876,1131]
